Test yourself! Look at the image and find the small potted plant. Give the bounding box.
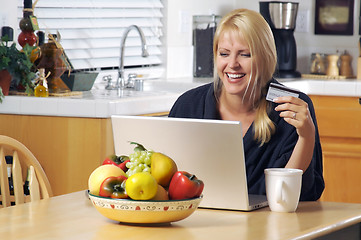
[0,34,35,102]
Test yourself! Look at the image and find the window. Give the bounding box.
[17,0,164,77]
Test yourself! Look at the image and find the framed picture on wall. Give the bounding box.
[315,0,354,35]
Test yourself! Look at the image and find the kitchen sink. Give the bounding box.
[88,78,211,100]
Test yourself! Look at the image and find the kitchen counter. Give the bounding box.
[1,78,360,118]
[0,78,212,118]
[1,77,360,197]
[281,78,361,97]
[0,77,211,196]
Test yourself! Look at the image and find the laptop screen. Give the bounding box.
[111,115,259,210]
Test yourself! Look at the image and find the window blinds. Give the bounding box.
[17,0,163,72]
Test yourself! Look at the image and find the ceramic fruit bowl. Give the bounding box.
[87,190,202,224]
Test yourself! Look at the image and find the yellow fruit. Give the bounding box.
[151,184,169,201]
[125,172,158,200]
[88,165,126,196]
[150,152,178,187]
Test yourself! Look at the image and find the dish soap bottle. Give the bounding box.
[34,68,49,97]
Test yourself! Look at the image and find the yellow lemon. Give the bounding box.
[125,172,158,200]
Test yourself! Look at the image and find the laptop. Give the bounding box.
[111,115,268,211]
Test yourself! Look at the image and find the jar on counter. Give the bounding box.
[36,34,69,93]
[310,53,326,75]
[193,15,221,78]
[18,0,37,48]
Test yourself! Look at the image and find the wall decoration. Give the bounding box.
[315,0,354,35]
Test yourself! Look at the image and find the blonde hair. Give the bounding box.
[213,9,277,145]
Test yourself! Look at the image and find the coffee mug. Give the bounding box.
[264,168,303,213]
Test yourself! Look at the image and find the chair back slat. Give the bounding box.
[29,166,40,202]
[12,151,25,204]
[0,147,11,208]
[0,136,53,208]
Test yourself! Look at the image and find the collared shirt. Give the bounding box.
[169,79,324,201]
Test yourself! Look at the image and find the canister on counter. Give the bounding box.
[193,15,221,78]
[310,53,326,75]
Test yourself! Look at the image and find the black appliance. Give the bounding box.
[260,1,301,78]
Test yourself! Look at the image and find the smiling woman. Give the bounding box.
[215,31,253,98]
[169,8,325,202]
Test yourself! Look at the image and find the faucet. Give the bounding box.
[116,25,149,95]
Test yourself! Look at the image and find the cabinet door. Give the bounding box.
[0,114,114,196]
[311,96,361,203]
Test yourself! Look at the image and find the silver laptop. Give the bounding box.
[111,115,268,211]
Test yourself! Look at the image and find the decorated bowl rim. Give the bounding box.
[87,190,203,203]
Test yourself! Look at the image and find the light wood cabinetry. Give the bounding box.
[310,95,361,203]
[0,114,114,196]
[2,93,360,203]
[0,112,168,196]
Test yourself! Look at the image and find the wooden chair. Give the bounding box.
[0,135,53,207]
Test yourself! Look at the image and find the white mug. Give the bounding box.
[264,168,303,213]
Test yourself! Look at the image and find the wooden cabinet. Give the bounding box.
[0,112,168,196]
[310,95,361,203]
[0,114,114,196]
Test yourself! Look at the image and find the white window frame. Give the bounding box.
[17,0,165,80]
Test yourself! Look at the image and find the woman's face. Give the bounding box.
[216,30,253,97]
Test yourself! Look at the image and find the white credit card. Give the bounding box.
[266,83,300,102]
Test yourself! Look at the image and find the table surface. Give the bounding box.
[1,191,361,240]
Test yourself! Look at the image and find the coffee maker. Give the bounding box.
[260,1,301,78]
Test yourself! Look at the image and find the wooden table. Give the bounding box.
[1,191,361,240]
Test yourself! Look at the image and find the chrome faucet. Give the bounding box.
[116,25,149,95]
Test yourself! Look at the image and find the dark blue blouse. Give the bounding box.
[168,79,324,201]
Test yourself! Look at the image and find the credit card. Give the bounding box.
[266,83,300,102]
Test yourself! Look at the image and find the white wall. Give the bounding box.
[2,0,360,79]
[164,0,254,78]
[165,0,361,78]
[0,1,17,34]
[293,0,360,76]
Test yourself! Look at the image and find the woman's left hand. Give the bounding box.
[274,96,315,139]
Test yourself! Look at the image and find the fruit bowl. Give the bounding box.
[87,190,202,224]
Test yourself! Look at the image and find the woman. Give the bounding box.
[169,9,324,201]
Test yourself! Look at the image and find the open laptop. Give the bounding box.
[111,115,268,211]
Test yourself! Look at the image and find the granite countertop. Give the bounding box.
[0,77,360,118]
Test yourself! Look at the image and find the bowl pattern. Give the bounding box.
[90,196,199,212]
[88,191,202,224]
